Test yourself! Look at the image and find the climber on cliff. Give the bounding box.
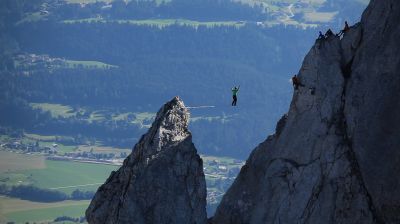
[292,75,304,90]
[337,21,350,37]
[231,86,240,106]
[318,31,325,40]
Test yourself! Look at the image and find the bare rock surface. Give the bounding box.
[86,96,207,224]
[212,0,400,223]
[345,1,400,222]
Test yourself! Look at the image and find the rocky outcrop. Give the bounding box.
[344,1,400,222]
[86,97,207,224]
[213,0,400,223]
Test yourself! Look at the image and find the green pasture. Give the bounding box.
[6,204,88,223]
[0,151,45,174]
[0,150,243,223]
[30,103,76,118]
[0,152,119,194]
[29,102,155,127]
[0,196,90,224]
[0,151,242,195]
[21,160,119,194]
[24,133,58,141]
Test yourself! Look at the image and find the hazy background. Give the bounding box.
[0,0,369,222]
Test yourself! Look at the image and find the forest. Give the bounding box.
[1,21,317,158]
[0,0,334,158]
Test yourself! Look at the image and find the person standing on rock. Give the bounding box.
[318,31,325,40]
[292,75,304,90]
[337,21,350,37]
[231,86,240,106]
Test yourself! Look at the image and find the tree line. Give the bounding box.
[0,184,95,202]
[2,21,317,158]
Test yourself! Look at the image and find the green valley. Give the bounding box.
[0,139,244,223]
[0,0,369,221]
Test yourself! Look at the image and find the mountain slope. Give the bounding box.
[212,0,400,223]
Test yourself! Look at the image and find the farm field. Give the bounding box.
[29,102,155,125]
[0,151,116,223]
[0,151,45,173]
[0,196,90,224]
[0,153,119,194]
[30,103,76,119]
[0,150,240,194]
[0,143,243,221]
[22,160,119,194]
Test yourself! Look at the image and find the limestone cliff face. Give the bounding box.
[86,97,207,224]
[213,0,400,223]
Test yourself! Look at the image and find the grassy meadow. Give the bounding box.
[0,151,45,173]
[29,102,155,126]
[30,103,76,119]
[0,154,119,194]
[0,196,90,224]
[0,151,117,223]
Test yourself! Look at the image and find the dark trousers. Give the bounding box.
[232,95,237,106]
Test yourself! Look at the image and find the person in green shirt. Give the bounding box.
[231,86,240,106]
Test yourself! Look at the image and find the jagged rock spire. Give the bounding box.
[127,96,191,165]
[86,96,207,224]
